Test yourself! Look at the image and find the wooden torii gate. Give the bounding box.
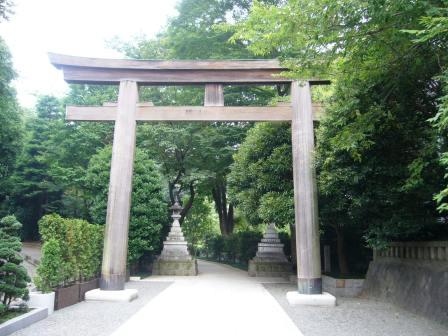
[49,53,329,298]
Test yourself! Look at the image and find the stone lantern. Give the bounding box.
[152,197,198,276]
[248,223,292,278]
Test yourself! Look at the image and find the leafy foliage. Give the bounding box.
[228,0,448,251]
[34,239,68,293]
[182,196,219,255]
[407,4,448,213]
[0,37,22,214]
[228,122,294,228]
[0,215,30,311]
[35,214,103,292]
[84,146,169,264]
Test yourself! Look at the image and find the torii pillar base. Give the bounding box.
[85,289,138,303]
[286,291,336,307]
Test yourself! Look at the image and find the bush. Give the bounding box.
[35,214,103,292]
[205,230,263,264]
[203,228,292,266]
[0,216,30,311]
[237,231,263,263]
[84,146,169,265]
[34,239,68,292]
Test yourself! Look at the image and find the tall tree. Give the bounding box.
[0,37,22,217]
[9,96,64,239]
[228,0,448,273]
[84,146,169,266]
[111,0,278,235]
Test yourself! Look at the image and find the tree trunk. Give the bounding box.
[289,223,297,268]
[335,225,349,276]
[212,180,234,236]
[179,182,195,224]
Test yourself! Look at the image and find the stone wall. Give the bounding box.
[362,241,448,326]
[322,275,364,297]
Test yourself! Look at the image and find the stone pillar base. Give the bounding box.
[248,259,292,278]
[85,289,138,302]
[152,258,198,276]
[286,291,336,307]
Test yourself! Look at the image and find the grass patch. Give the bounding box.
[0,308,30,324]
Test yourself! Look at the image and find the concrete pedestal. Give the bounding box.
[153,201,198,276]
[152,259,198,276]
[85,289,138,302]
[248,223,292,278]
[286,291,336,307]
[248,260,292,277]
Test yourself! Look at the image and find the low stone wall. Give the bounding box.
[0,308,48,336]
[363,241,448,326]
[322,275,364,297]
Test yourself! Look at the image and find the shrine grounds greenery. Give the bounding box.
[0,215,30,320]
[35,214,103,292]
[0,0,447,277]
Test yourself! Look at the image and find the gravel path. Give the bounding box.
[264,283,448,336]
[11,281,172,336]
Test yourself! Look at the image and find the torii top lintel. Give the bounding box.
[48,53,330,86]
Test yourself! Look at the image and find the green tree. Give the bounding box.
[0,37,22,216]
[409,4,448,214]
[0,215,30,311]
[229,122,294,227]
[84,146,169,265]
[227,0,448,274]
[9,96,64,239]
[182,196,219,255]
[111,0,279,235]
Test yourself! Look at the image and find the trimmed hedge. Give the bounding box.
[35,214,103,292]
[203,230,292,265]
[203,231,262,264]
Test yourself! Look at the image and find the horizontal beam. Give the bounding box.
[61,67,292,85]
[49,53,286,70]
[65,104,324,122]
[49,53,331,86]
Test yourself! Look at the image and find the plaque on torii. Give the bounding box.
[49,53,329,300]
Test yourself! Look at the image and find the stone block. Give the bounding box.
[286,291,336,307]
[85,289,138,302]
[248,260,292,278]
[152,258,198,276]
[0,307,48,336]
[335,279,345,288]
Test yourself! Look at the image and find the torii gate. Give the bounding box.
[49,53,333,304]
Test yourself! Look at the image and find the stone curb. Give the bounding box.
[0,307,48,336]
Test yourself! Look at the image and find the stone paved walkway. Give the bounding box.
[11,258,447,336]
[112,260,302,336]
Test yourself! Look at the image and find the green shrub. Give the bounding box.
[84,146,168,265]
[65,218,103,281]
[207,235,225,261]
[34,239,68,292]
[38,213,67,243]
[237,231,263,263]
[223,235,240,262]
[0,216,30,309]
[35,214,104,291]
[205,230,263,264]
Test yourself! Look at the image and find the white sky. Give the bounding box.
[0,0,179,108]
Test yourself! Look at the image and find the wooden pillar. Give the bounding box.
[100,80,138,290]
[291,81,322,294]
[205,84,224,106]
